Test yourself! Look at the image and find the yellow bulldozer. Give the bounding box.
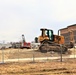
[38,28,67,53]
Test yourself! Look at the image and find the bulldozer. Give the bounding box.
[38,28,67,53]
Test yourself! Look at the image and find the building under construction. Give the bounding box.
[60,24,76,46]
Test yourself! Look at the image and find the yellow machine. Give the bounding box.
[38,28,67,53]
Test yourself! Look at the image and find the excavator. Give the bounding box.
[38,28,67,53]
[20,34,31,49]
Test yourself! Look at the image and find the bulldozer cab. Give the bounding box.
[38,28,54,42]
[46,29,54,41]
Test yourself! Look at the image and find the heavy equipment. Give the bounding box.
[38,28,67,53]
[11,35,31,49]
[20,34,31,49]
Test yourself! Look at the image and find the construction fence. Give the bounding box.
[0,47,76,63]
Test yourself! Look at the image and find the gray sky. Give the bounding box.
[0,0,76,42]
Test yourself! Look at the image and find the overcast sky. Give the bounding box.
[0,0,76,42]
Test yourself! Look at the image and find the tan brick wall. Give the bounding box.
[60,25,76,35]
[68,25,76,31]
[60,28,68,34]
[60,24,76,44]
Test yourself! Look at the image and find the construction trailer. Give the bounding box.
[60,24,76,48]
[11,42,21,48]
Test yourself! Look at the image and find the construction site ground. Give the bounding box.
[0,48,76,75]
[0,59,76,75]
[0,48,74,60]
[0,48,75,61]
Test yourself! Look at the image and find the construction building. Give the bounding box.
[60,24,76,45]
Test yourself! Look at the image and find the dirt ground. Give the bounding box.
[0,48,74,60]
[0,48,60,60]
[0,48,76,75]
[0,59,76,75]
